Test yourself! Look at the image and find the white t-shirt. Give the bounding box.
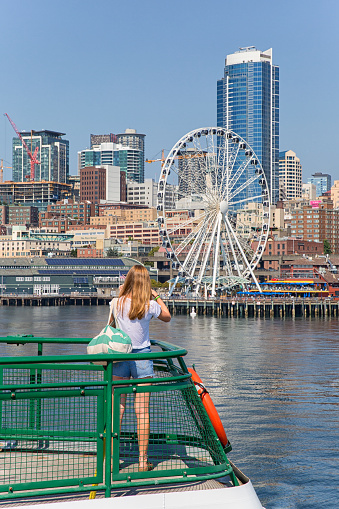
[114,298,162,349]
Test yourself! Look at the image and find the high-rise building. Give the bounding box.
[217,47,279,204]
[0,181,71,210]
[279,150,302,200]
[90,134,117,147]
[177,149,207,196]
[83,129,146,184]
[80,165,124,203]
[80,166,106,203]
[127,178,177,209]
[290,201,339,253]
[302,183,317,201]
[116,129,145,183]
[12,130,69,183]
[307,172,332,197]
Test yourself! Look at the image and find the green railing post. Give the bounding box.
[111,385,123,481]
[29,368,36,432]
[0,366,3,439]
[104,361,113,498]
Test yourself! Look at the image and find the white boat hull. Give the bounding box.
[13,478,263,509]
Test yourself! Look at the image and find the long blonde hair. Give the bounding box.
[118,265,152,320]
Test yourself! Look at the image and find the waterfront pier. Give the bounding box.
[0,294,111,307]
[0,295,338,318]
[163,298,338,318]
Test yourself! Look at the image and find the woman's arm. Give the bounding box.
[151,290,171,322]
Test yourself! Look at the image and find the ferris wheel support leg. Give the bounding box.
[224,215,262,293]
[223,216,242,277]
[168,275,180,297]
[211,213,222,298]
[196,217,219,294]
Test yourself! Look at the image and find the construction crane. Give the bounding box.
[4,113,40,180]
[146,149,206,165]
[0,159,12,183]
[146,149,166,166]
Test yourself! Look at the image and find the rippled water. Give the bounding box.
[0,306,338,509]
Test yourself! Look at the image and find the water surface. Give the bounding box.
[0,307,338,508]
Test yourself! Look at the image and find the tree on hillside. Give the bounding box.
[324,239,332,255]
[150,279,162,288]
[148,246,160,257]
[106,247,121,258]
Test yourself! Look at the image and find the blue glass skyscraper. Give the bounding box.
[217,47,279,204]
[307,172,331,197]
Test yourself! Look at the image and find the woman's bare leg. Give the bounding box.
[112,375,128,468]
[134,380,152,470]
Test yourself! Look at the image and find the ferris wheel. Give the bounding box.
[157,128,270,297]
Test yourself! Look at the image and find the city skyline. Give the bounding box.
[0,0,338,185]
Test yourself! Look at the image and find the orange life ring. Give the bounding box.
[188,367,228,447]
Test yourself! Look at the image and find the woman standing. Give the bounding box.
[111,265,171,472]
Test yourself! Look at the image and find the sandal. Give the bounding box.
[138,461,154,472]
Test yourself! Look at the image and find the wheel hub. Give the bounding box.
[219,200,228,214]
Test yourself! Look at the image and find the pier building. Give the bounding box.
[0,257,157,298]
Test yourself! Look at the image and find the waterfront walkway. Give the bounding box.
[0,294,338,318]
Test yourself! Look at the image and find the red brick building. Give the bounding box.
[8,205,39,227]
[80,166,106,203]
[39,216,80,233]
[120,171,126,202]
[39,200,96,229]
[77,247,104,258]
[0,205,8,225]
[98,203,149,215]
[252,238,324,270]
[262,238,323,256]
[290,201,339,253]
[67,224,107,231]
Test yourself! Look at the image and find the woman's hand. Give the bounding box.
[151,289,171,322]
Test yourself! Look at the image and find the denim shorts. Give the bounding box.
[112,346,154,379]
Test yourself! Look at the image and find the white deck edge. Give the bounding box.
[12,481,264,509]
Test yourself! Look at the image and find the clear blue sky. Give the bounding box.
[1,0,338,183]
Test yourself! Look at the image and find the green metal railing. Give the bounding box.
[0,335,236,500]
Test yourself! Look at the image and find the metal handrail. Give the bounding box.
[0,336,187,364]
[0,338,235,500]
